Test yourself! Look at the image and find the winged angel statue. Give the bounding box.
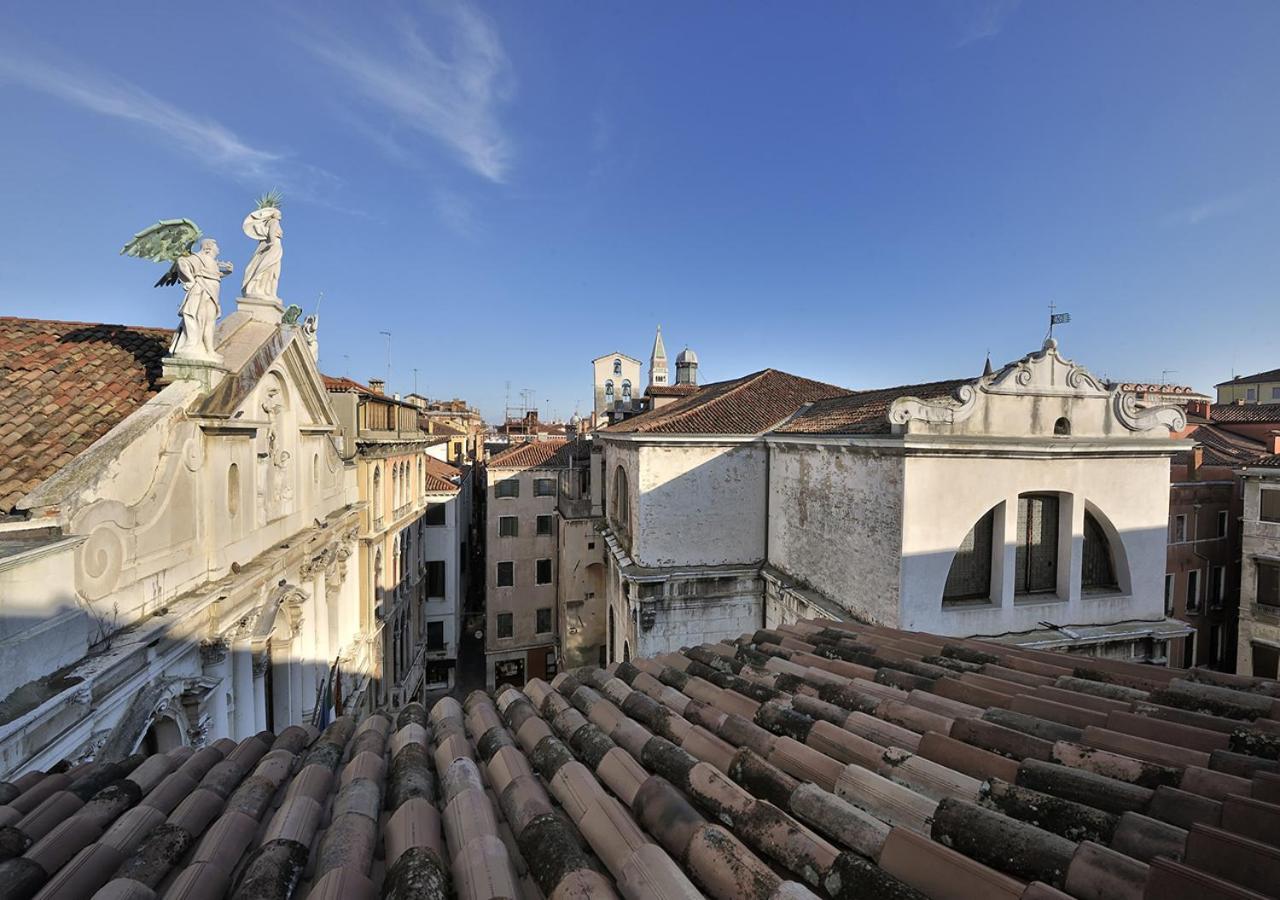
[121,219,232,360]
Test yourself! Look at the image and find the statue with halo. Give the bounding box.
[241,189,284,302]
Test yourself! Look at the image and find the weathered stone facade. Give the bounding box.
[1237,466,1280,677]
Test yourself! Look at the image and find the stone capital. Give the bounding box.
[200,637,230,667]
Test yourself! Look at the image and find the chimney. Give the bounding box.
[1187,398,1209,420]
[1191,444,1203,475]
[369,378,385,395]
[1271,430,1280,455]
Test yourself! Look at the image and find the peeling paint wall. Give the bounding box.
[636,589,762,658]
[767,444,905,625]
[632,442,768,568]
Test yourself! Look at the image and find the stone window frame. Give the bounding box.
[496,613,514,639]
[496,561,515,587]
[536,558,553,585]
[498,515,519,538]
[535,607,552,634]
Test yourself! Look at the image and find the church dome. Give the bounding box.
[676,347,698,365]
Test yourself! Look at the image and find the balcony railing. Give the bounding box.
[393,502,413,521]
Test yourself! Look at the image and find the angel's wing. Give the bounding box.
[120,219,202,263]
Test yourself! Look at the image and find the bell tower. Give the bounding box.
[648,326,669,388]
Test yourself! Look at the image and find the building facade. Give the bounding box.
[0,306,365,778]
[555,432,608,668]
[592,352,642,421]
[1217,367,1280,405]
[1237,459,1280,678]
[482,440,570,688]
[326,377,449,708]
[597,340,1192,666]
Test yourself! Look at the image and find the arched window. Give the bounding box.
[1054,417,1071,436]
[612,465,630,531]
[418,457,424,497]
[1082,510,1119,591]
[613,358,622,376]
[604,380,615,406]
[621,380,632,402]
[227,463,240,517]
[608,607,616,664]
[943,507,996,605]
[392,464,400,509]
[373,466,383,520]
[1016,493,1059,595]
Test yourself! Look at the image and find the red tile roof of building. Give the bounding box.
[1215,367,1280,387]
[604,369,851,435]
[321,374,376,395]
[422,456,463,492]
[485,438,571,469]
[1180,424,1271,468]
[0,317,173,513]
[11,619,1279,899]
[777,378,973,435]
[645,383,701,398]
[1210,402,1280,424]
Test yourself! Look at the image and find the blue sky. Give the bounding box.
[1,1,1277,422]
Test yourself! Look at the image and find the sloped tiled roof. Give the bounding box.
[605,369,851,435]
[1216,367,1280,387]
[0,317,172,513]
[8,619,1279,898]
[1179,424,1270,468]
[1210,402,1280,424]
[1251,454,1280,468]
[777,378,972,435]
[321,374,376,395]
[486,438,571,469]
[645,383,701,398]
[423,456,462,492]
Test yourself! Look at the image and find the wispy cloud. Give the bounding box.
[1161,181,1279,227]
[433,189,479,237]
[0,49,338,197]
[299,1,515,183]
[955,0,1022,47]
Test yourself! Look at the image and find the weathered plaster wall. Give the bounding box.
[557,517,606,668]
[767,443,905,625]
[1237,476,1280,676]
[631,442,768,568]
[901,453,1171,637]
[634,590,761,658]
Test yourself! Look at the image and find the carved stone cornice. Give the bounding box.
[252,651,271,678]
[200,637,230,667]
[888,383,978,427]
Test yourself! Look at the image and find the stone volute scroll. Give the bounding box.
[238,190,285,324]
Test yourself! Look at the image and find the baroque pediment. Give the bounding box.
[985,338,1109,398]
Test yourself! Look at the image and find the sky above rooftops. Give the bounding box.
[0,1,1277,423]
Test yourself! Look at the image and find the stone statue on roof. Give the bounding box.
[241,191,284,302]
[120,219,233,361]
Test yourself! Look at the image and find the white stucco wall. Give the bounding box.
[635,592,761,658]
[901,453,1171,636]
[629,441,768,568]
[767,443,905,625]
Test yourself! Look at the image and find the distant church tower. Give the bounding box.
[676,346,699,385]
[648,326,669,389]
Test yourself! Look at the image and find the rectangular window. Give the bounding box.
[536,558,552,585]
[1015,494,1059,594]
[499,516,519,537]
[425,660,451,686]
[1262,490,1280,523]
[1170,514,1187,543]
[1186,568,1201,612]
[1211,566,1226,607]
[426,561,445,598]
[1258,562,1280,608]
[496,561,514,587]
[1164,573,1174,616]
[1218,510,1229,538]
[424,502,446,526]
[536,514,553,536]
[495,479,519,498]
[1246,388,1257,402]
[534,478,556,497]
[1273,387,1280,400]
[426,620,445,650]
[545,650,558,678]
[496,613,513,638]
[536,607,552,633]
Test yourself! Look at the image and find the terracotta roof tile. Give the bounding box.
[0,317,172,512]
[1210,402,1280,424]
[777,378,973,435]
[9,619,1280,898]
[486,438,571,469]
[605,369,852,435]
[645,383,701,398]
